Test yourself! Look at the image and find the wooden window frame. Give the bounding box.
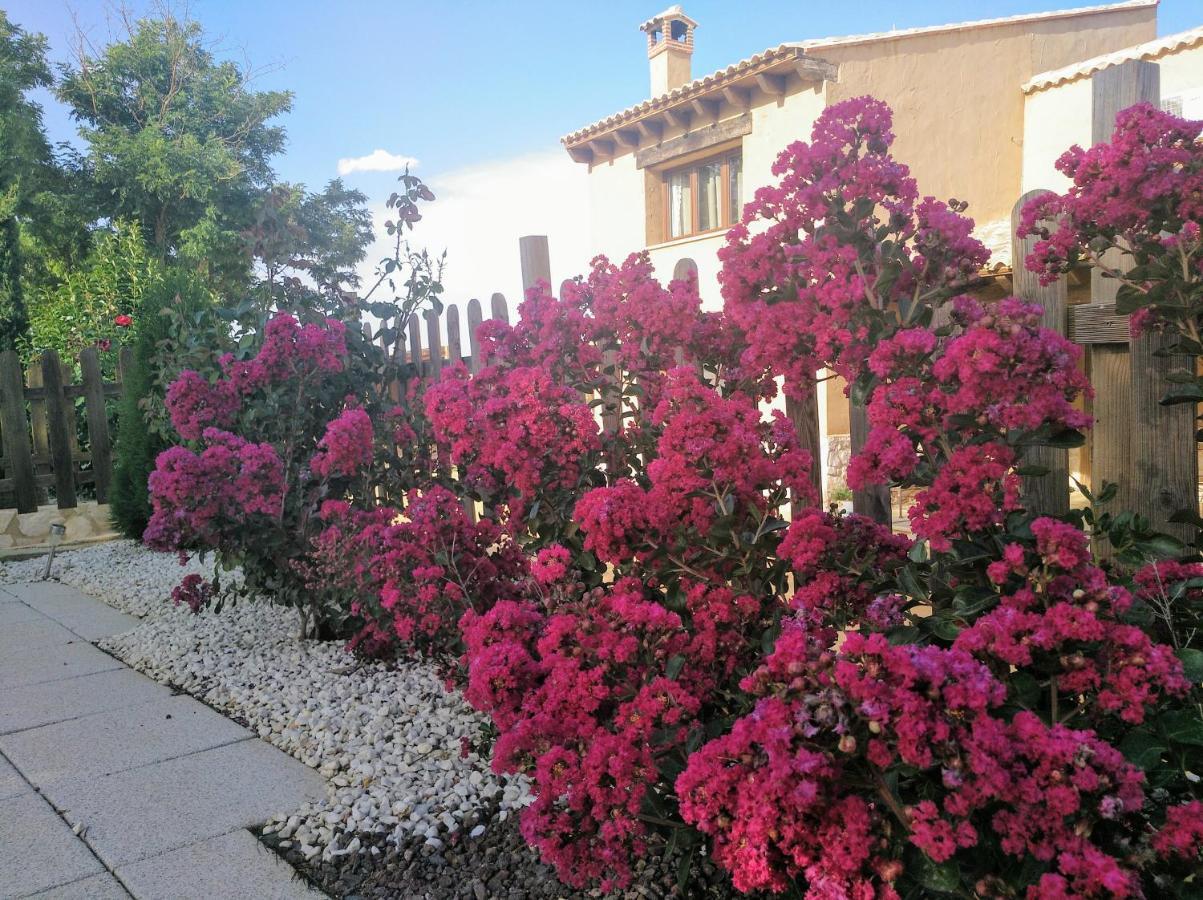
[660,150,742,243]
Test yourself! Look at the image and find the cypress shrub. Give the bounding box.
[110,269,208,538]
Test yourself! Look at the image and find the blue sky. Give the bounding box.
[6,0,1202,302]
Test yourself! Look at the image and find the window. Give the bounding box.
[662,151,741,241]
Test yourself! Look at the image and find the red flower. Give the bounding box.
[114,314,133,328]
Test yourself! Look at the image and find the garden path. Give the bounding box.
[0,580,329,899]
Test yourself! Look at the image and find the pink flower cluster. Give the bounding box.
[144,428,285,552]
[310,405,373,479]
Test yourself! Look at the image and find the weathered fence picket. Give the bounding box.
[0,348,127,513]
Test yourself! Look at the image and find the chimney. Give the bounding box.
[640,7,696,97]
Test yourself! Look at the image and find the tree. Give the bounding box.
[0,11,74,350]
[57,11,292,286]
[243,178,375,308]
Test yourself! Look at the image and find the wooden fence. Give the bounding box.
[0,347,129,513]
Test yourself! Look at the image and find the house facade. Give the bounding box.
[563,1,1158,306]
[561,1,1201,503]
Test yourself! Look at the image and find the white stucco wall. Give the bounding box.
[1162,45,1203,117]
[1021,78,1093,194]
[1022,44,1203,195]
[587,83,827,310]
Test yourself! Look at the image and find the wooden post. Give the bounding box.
[79,348,113,504]
[785,387,823,514]
[1093,61,1196,538]
[519,235,551,292]
[1012,190,1070,517]
[466,299,484,374]
[407,314,424,380]
[0,351,37,513]
[425,310,443,380]
[41,351,77,509]
[849,401,892,526]
[446,304,463,366]
[490,292,509,324]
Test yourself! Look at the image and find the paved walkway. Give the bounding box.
[0,581,329,899]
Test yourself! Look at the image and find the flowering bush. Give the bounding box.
[427,97,1202,898]
[145,175,447,636]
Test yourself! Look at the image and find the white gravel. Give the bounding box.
[2,540,533,864]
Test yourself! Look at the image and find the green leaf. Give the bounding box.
[1178,648,1203,684]
[915,855,962,894]
[1161,709,1203,746]
[1119,729,1168,771]
[897,565,929,601]
[665,654,686,681]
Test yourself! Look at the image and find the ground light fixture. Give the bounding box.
[41,522,66,580]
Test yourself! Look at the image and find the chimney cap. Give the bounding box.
[640,6,698,35]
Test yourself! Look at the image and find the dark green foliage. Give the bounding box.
[0,217,25,350]
[110,269,209,538]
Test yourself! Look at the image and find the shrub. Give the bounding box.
[424,97,1200,897]
[110,268,211,538]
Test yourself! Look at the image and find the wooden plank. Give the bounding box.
[26,362,50,482]
[635,113,752,169]
[79,348,113,504]
[446,304,463,367]
[1068,304,1128,344]
[0,351,37,512]
[849,400,891,526]
[61,361,80,460]
[467,299,484,374]
[407,314,424,380]
[672,258,699,282]
[425,309,443,380]
[785,388,823,514]
[519,236,551,292]
[490,292,509,324]
[1094,60,1195,538]
[41,350,77,509]
[600,349,621,434]
[1012,190,1070,517]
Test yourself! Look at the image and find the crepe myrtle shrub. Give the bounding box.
[144,174,446,636]
[430,97,1201,897]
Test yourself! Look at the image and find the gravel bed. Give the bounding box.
[1,541,743,899]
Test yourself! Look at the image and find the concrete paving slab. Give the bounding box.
[0,601,49,625]
[0,668,172,735]
[2,582,138,640]
[0,641,122,690]
[0,792,104,897]
[116,829,326,900]
[24,872,132,899]
[42,739,326,868]
[2,695,250,785]
[0,618,81,655]
[0,753,27,801]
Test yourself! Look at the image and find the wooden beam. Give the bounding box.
[590,138,616,159]
[614,129,640,149]
[663,107,691,131]
[636,119,663,143]
[690,97,719,122]
[566,145,593,164]
[755,73,786,99]
[635,112,752,169]
[1068,304,1128,344]
[1012,190,1070,517]
[721,86,749,111]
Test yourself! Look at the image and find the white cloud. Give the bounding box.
[357,150,591,331]
[337,149,420,176]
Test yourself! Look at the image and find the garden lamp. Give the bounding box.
[41,522,66,580]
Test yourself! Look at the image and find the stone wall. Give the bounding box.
[0,503,118,557]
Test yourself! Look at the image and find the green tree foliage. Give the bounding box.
[110,267,210,538]
[56,13,292,285]
[245,179,375,307]
[26,220,162,367]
